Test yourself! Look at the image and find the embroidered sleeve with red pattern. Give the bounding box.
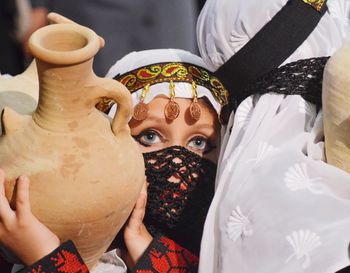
[131,235,199,273]
[16,241,89,273]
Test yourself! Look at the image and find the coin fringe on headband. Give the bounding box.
[189,81,202,121]
[111,62,230,124]
[132,83,150,121]
[164,80,180,120]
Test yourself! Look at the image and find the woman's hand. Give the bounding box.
[0,169,60,266]
[123,181,152,267]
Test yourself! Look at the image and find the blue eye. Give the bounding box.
[134,130,162,147]
[188,137,212,153]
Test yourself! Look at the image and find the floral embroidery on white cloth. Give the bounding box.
[226,206,254,242]
[284,163,325,194]
[247,142,278,164]
[235,96,254,130]
[285,229,322,269]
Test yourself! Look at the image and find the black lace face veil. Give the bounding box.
[143,145,217,254]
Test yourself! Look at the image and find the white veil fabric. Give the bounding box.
[197,1,350,272]
[197,0,350,71]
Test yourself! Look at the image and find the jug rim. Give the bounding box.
[28,24,100,65]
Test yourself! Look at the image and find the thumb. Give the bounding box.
[126,182,147,232]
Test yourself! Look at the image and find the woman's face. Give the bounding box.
[129,96,220,163]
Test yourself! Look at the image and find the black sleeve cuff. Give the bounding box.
[17,241,89,273]
[131,234,199,273]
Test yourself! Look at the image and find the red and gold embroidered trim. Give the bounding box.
[96,62,229,113]
[119,62,228,104]
[302,0,326,12]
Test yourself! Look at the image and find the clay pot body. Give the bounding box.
[323,43,350,173]
[0,24,144,268]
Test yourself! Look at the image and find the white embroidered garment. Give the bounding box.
[197,0,350,272]
[200,94,350,273]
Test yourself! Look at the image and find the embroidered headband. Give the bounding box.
[114,62,228,105]
[97,62,229,123]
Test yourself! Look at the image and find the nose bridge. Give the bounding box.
[168,135,186,148]
[166,117,190,148]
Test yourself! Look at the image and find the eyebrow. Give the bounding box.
[190,123,216,131]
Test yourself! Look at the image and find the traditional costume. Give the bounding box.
[197,0,350,272]
[13,49,228,273]
[106,48,227,272]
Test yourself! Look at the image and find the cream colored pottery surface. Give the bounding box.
[323,43,350,173]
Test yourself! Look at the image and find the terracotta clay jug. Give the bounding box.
[0,12,105,135]
[0,23,145,268]
[323,43,350,173]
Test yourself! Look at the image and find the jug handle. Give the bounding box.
[93,77,132,135]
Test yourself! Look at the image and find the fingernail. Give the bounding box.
[18,175,27,182]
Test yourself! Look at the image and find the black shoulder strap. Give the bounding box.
[214,0,328,106]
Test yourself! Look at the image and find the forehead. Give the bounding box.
[149,96,217,120]
[129,96,220,130]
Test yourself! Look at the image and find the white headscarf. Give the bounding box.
[106,49,225,117]
[197,1,350,273]
[197,0,350,71]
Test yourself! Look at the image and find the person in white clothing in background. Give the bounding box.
[196,0,350,272]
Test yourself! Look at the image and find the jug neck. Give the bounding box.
[33,59,98,132]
